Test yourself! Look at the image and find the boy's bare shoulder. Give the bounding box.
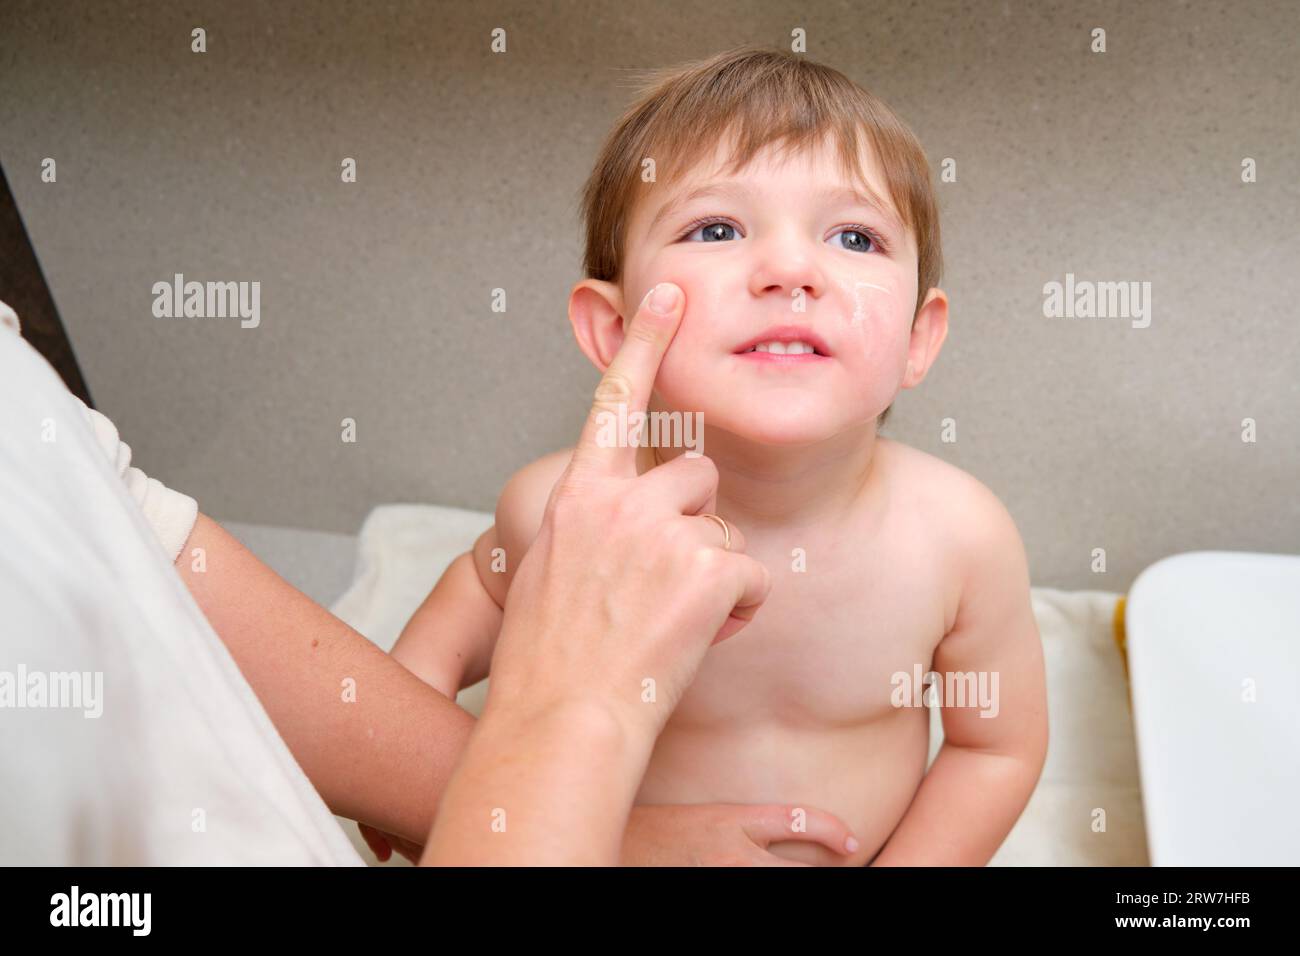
[470,449,574,608]
[877,436,1029,597]
[879,436,1013,522]
[493,447,575,554]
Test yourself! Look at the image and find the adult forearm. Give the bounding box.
[870,743,1038,866]
[177,513,475,843]
[424,700,654,865]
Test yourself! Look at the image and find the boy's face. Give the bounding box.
[617,132,927,445]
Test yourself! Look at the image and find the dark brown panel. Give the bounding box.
[0,160,92,406]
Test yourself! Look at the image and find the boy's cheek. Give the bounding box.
[669,269,734,327]
[650,338,722,411]
[651,338,698,396]
[650,289,715,364]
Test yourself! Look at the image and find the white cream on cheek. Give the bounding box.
[831,275,912,408]
[834,276,897,328]
[851,283,892,326]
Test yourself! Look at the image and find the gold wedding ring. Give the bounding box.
[699,513,731,551]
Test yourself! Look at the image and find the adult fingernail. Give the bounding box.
[845,836,860,854]
[648,283,680,314]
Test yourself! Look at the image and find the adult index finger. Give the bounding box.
[569,282,684,479]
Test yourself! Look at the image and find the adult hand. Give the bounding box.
[423,282,772,865]
[486,281,771,737]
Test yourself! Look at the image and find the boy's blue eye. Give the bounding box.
[684,220,738,242]
[835,229,875,253]
[677,219,886,254]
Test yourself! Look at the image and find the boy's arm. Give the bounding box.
[389,541,504,697]
[870,487,1049,866]
[389,449,575,696]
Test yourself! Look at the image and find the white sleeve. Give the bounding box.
[2,295,197,559]
[73,398,199,562]
[0,302,363,865]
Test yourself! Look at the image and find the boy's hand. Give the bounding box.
[621,804,860,866]
[358,823,424,864]
[363,803,858,867]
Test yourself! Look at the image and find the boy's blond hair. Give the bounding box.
[579,46,943,427]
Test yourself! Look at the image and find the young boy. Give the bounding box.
[390,46,1047,865]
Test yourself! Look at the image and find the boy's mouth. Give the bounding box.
[733,325,832,359]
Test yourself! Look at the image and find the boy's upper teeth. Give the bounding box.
[750,340,815,354]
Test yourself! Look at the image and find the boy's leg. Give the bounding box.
[0,323,361,864]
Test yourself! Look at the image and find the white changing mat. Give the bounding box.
[332,504,1148,866]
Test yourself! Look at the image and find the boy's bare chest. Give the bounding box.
[669,519,954,728]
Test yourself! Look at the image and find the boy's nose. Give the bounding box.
[747,236,827,303]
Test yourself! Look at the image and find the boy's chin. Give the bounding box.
[709,407,861,447]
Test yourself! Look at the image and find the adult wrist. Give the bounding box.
[428,694,656,864]
[481,692,660,814]
[484,693,655,765]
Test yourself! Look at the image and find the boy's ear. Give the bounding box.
[568,278,627,372]
[901,287,949,390]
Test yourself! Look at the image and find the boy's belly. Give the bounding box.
[633,706,931,866]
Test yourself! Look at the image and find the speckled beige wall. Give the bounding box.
[2,0,1296,589]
